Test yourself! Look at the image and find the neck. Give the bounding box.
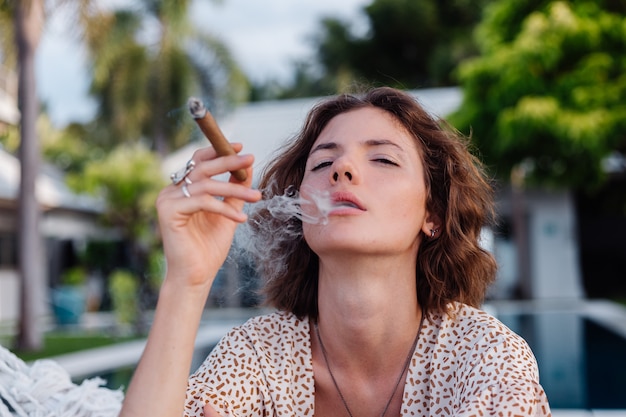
[315,253,422,374]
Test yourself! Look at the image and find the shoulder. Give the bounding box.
[228,310,310,347]
[431,302,538,373]
[211,310,311,366]
[430,304,550,415]
[185,311,314,416]
[238,310,308,334]
[437,302,527,344]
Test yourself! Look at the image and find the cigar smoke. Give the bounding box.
[263,185,333,226]
[233,184,334,283]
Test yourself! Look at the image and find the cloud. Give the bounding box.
[190,0,369,81]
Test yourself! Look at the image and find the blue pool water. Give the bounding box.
[498,311,626,409]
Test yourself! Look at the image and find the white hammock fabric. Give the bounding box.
[0,345,123,417]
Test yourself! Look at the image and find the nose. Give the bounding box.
[327,151,361,184]
[332,171,353,182]
[330,157,356,183]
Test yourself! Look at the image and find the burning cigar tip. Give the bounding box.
[188,95,248,181]
[187,97,207,119]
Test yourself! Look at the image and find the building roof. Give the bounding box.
[0,147,104,213]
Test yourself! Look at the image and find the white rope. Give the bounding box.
[0,345,123,417]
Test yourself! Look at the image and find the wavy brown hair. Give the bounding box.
[251,87,497,319]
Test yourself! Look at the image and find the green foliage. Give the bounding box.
[0,124,19,152]
[38,116,106,173]
[84,2,249,154]
[108,269,138,325]
[452,0,626,188]
[13,332,138,362]
[83,240,121,275]
[254,0,490,99]
[0,2,15,68]
[60,266,87,286]
[68,143,165,243]
[147,249,165,292]
[356,0,439,86]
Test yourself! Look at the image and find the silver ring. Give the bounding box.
[184,176,192,185]
[170,159,196,185]
[182,183,191,198]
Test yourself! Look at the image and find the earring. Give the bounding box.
[430,228,439,238]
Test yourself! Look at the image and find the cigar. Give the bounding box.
[188,97,247,181]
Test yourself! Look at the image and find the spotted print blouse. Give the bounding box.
[185,303,551,416]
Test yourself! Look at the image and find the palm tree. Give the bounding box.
[3,0,104,351]
[78,0,248,332]
[3,0,245,350]
[85,0,248,156]
[10,0,45,352]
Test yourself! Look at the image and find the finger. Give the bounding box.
[158,192,247,224]
[158,182,261,224]
[203,402,224,417]
[162,177,261,205]
[224,165,257,208]
[188,143,244,164]
[186,153,255,185]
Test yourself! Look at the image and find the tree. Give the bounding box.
[254,0,491,99]
[451,0,626,189]
[449,0,626,300]
[0,4,15,66]
[84,0,248,156]
[14,0,46,352]
[38,116,100,174]
[0,0,107,351]
[69,142,166,334]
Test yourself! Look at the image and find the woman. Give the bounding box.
[120,87,551,417]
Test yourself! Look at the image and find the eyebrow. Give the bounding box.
[309,139,404,155]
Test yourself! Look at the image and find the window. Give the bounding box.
[0,232,17,268]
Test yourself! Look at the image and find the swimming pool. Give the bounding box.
[491,300,626,409]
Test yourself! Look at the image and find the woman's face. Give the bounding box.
[300,106,435,258]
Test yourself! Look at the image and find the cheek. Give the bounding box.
[301,222,321,253]
[299,172,321,191]
[298,179,333,224]
[298,185,317,217]
[393,189,427,231]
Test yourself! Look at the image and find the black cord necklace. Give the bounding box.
[314,311,425,417]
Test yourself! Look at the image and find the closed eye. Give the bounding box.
[373,158,399,166]
[311,161,333,171]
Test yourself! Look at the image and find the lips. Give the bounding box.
[331,191,365,211]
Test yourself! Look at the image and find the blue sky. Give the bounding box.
[36,0,369,127]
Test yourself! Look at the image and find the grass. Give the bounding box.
[10,331,139,362]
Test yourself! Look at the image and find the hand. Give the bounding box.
[156,144,262,289]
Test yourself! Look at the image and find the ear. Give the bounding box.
[421,211,442,239]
